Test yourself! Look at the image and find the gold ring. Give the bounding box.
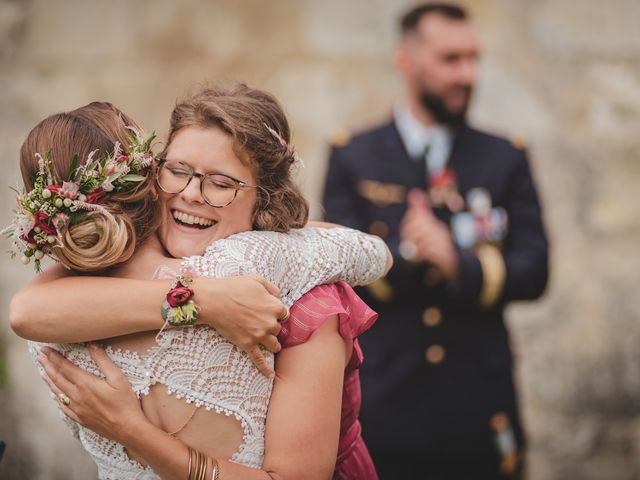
[58,393,71,407]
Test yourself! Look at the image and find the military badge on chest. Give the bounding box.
[451,188,508,249]
[427,167,508,250]
[428,168,464,212]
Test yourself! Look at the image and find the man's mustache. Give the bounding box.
[447,85,473,96]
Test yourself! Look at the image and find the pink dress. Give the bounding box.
[278,282,379,480]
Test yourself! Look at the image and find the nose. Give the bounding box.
[458,57,477,86]
[180,176,205,205]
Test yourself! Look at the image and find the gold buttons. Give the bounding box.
[424,267,442,287]
[425,344,446,364]
[368,220,389,240]
[422,307,442,327]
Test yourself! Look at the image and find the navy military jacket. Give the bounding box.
[322,120,549,465]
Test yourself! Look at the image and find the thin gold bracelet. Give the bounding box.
[211,458,220,480]
[203,456,211,480]
[187,446,194,480]
[198,450,208,480]
[194,449,202,480]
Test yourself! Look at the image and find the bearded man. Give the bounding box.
[322,3,549,479]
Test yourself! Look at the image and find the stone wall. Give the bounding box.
[0,1,638,478]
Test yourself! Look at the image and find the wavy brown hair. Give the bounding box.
[19,102,159,272]
[165,84,309,232]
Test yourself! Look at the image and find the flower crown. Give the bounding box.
[2,126,155,272]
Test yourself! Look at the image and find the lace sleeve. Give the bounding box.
[182,227,388,308]
[27,341,81,441]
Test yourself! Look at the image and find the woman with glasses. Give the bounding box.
[13,85,387,479]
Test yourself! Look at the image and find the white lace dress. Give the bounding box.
[28,227,387,479]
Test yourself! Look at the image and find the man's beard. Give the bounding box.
[420,86,472,128]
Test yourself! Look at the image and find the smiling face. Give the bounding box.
[157,125,258,258]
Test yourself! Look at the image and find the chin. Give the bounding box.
[163,241,202,259]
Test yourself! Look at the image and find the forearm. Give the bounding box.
[121,419,191,480]
[123,417,273,480]
[10,277,171,342]
[305,220,340,229]
[314,227,391,285]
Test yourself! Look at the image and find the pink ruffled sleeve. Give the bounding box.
[278,282,378,370]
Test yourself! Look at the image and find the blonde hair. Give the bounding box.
[19,102,159,272]
[165,84,309,232]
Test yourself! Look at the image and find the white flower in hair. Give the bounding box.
[263,122,303,166]
[2,127,156,272]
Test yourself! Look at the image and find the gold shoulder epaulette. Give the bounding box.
[330,129,352,148]
[509,135,527,151]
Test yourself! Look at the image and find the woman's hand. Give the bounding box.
[37,344,144,445]
[195,276,286,378]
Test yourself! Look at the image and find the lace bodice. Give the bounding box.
[28,227,387,479]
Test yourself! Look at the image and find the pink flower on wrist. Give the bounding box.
[166,286,194,308]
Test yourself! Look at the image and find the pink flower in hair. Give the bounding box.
[61,181,79,199]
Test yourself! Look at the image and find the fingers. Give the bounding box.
[254,276,280,298]
[38,349,78,394]
[268,318,282,337]
[261,334,282,354]
[277,305,290,323]
[43,372,61,393]
[401,217,428,246]
[246,346,275,379]
[407,188,432,215]
[44,372,81,423]
[87,343,124,384]
[42,372,80,423]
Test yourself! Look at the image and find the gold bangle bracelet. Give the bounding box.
[194,449,202,480]
[199,450,208,480]
[187,446,193,480]
[187,447,217,480]
[203,456,211,480]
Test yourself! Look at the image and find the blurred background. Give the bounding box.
[1,0,639,478]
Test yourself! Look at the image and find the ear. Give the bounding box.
[394,43,412,76]
[150,184,159,201]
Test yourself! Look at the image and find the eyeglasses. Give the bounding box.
[156,158,266,208]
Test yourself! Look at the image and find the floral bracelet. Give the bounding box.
[161,274,199,327]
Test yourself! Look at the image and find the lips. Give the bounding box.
[171,209,216,228]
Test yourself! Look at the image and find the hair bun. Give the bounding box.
[53,205,136,272]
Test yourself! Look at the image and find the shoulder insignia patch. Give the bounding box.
[330,129,352,148]
[509,135,527,151]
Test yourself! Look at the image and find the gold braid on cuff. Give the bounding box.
[476,244,506,309]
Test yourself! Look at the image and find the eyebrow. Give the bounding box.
[162,157,239,179]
